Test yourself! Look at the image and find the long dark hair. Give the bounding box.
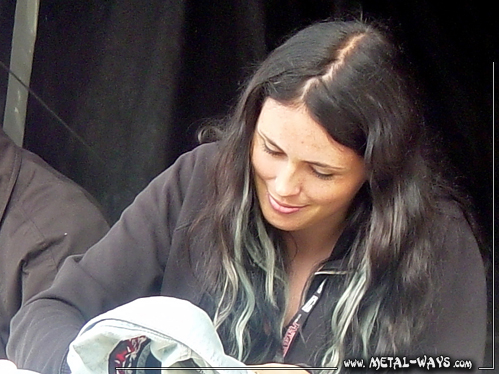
[191,20,476,370]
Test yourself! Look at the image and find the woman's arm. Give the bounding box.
[7,145,211,374]
[422,203,487,369]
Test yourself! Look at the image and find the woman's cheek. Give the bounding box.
[252,151,276,181]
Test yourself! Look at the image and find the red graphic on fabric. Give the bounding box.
[110,335,150,374]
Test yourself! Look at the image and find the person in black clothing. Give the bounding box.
[8,20,486,374]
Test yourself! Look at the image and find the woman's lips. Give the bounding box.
[268,194,304,214]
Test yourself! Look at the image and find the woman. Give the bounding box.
[8,20,486,373]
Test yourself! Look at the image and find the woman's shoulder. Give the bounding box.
[432,198,474,231]
[148,142,220,188]
[118,142,220,229]
[176,142,220,162]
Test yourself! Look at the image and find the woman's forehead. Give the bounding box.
[255,98,363,168]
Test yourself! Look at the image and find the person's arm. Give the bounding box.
[421,204,487,371]
[19,177,110,306]
[8,147,205,374]
[0,154,110,358]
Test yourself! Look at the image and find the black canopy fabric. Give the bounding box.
[20,0,266,222]
[10,1,493,229]
[0,0,495,364]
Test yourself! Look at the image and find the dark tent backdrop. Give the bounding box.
[0,0,495,366]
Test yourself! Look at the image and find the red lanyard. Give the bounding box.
[281,278,327,358]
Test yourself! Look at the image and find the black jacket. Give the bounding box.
[0,129,110,358]
[7,142,486,373]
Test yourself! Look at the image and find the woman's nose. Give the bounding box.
[274,163,300,197]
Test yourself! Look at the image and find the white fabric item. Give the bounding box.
[67,297,251,374]
[0,360,40,373]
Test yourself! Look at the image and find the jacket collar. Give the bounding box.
[317,223,358,275]
[0,129,22,222]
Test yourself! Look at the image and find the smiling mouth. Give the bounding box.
[268,194,305,214]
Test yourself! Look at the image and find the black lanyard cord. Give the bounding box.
[281,278,327,358]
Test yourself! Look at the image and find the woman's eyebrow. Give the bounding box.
[257,130,346,171]
[308,159,346,171]
[257,130,283,150]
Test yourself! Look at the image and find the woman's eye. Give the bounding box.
[262,143,282,156]
[311,168,334,180]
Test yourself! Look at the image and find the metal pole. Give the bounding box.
[3,0,40,147]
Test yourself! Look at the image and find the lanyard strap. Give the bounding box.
[281,278,327,358]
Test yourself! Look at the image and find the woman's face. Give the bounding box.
[251,98,366,237]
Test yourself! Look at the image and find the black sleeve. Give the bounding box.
[420,206,487,372]
[7,145,210,374]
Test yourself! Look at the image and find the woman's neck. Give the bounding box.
[284,221,345,264]
[282,224,344,325]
